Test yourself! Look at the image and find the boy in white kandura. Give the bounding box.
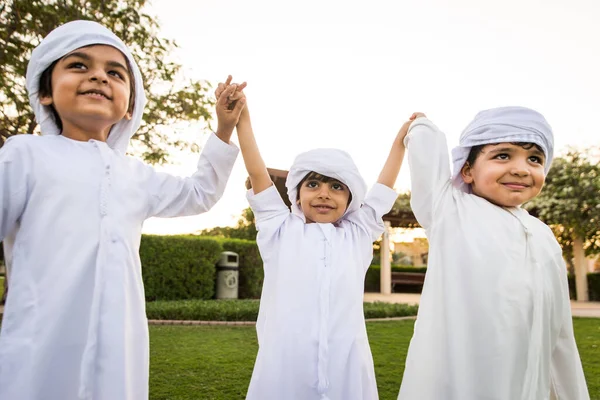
[0,21,242,400]
[215,76,409,400]
[397,108,589,400]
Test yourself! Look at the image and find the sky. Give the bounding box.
[142,0,600,237]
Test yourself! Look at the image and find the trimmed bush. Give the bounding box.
[145,299,418,321]
[218,238,264,299]
[589,273,600,301]
[365,264,426,293]
[146,299,260,321]
[140,235,222,301]
[568,272,600,301]
[363,302,419,319]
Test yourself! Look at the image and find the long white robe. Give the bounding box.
[397,118,589,400]
[0,132,238,400]
[246,183,398,400]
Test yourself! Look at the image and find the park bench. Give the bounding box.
[391,271,425,292]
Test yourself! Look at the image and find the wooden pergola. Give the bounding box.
[248,168,420,295]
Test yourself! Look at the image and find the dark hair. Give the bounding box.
[465,142,544,166]
[38,60,62,131]
[37,48,136,132]
[296,171,353,205]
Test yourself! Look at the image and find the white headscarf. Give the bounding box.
[25,20,147,154]
[451,106,554,192]
[286,148,367,222]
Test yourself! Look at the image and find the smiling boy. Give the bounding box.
[0,21,240,400]
[396,107,589,400]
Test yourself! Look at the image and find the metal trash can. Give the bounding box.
[216,251,239,299]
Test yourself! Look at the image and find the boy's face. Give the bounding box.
[40,45,132,137]
[298,177,351,224]
[461,142,546,207]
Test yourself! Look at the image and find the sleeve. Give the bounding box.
[146,133,239,218]
[404,117,452,230]
[0,137,30,242]
[344,183,399,242]
[246,185,290,254]
[549,272,590,399]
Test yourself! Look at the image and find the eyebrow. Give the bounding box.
[488,146,545,158]
[487,147,516,154]
[63,51,129,73]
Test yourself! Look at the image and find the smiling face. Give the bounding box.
[461,142,546,207]
[297,172,351,224]
[39,45,133,139]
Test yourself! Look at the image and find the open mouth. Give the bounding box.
[312,205,335,212]
[80,90,110,100]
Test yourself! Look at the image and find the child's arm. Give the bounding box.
[144,83,242,218]
[549,274,590,399]
[0,137,29,241]
[215,77,272,195]
[342,116,423,246]
[217,78,288,262]
[404,113,452,230]
[377,113,423,188]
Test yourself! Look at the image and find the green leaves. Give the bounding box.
[0,0,213,163]
[525,148,600,257]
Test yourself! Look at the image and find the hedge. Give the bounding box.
[145,299,418,321]
[568,272,600,301]
[140,235,221,301]
[218,238,263,299]
[139,235,265,301]
[365,264,427,293]
[146,299,260,321]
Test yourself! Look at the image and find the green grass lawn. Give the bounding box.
[150,318,600,400]
[0,276,4,300]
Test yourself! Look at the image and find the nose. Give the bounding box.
[510,160,531,178]
[317,185,331,199]
[89,68,109,84]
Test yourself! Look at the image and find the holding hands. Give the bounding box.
[397,112,426,146]
[215,75,247,143]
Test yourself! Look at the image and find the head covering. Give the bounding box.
[286,148,367,222]
[26,20,147,154]
[450,106,554,192]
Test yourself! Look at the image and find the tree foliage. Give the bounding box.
[0,0,213,163]
[199,207,258,241]
[525,148,600,258]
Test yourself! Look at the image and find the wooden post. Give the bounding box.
[380,221,391,295]
[573,236,588,302]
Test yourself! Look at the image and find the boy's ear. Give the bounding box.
[461,163,474,184]
[39,95,53,106]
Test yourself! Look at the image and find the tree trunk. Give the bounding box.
[573,236,588,302]
[380,221,391,295]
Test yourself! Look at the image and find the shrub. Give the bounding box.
[569,272,600,301]
[145,299,419,321]
[363,302,419,319]
[365,264,426,292]
[146,299,260,321]
[141,235,222,301]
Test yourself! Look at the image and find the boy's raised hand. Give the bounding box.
[397,112,426,145]
[215,75,247,143]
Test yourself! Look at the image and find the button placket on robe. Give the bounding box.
[510,212,545,400]
[79,143,113,399]
[317,228,332,399]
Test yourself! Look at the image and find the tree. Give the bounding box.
[198,207,258,241]
[525,147,600,301]
[1,0,214,163]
